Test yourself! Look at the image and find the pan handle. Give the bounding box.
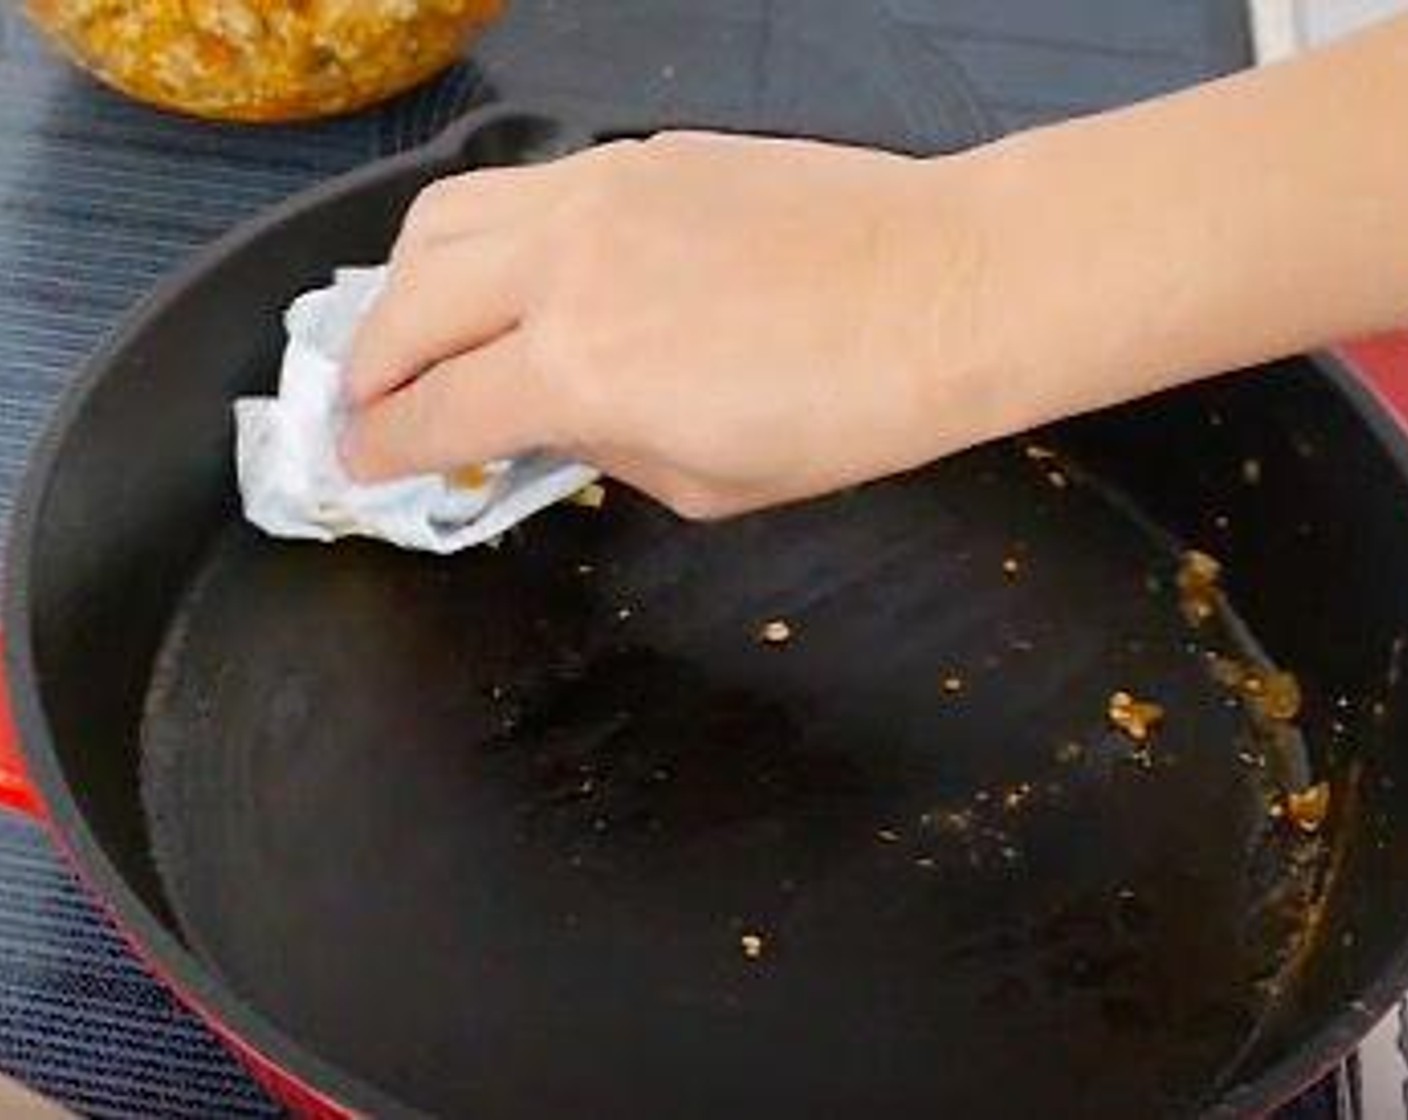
[1338,331,1408,425]
[0,634,40,818]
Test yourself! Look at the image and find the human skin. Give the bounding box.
[342,14,1408,520]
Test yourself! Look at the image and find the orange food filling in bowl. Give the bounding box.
[26,0,505,122]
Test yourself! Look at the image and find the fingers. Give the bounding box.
[393,165,564,259]
[342,331,553,483]
[347,231,527,407]
[353,143,649,404]
[393,140,645,256]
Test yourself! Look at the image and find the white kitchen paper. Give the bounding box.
[235,266,598,554]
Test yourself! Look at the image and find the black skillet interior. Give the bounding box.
[14,107,1408,1119]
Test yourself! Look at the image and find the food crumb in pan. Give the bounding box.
[1024,443,1058,462]
[571,482,607,509]
[915,856,937,870]
[1286,783,1331,834]
[1108,691,1165,742]
[1207,654,1302,722]
[1242,458,1263,485]
[575,562,594,576]
[740,932,765,960]
[759,619,793,645]
[616,606,634,622]
[1001,557,1021,578]
[1177,549,1223,626]
[876,828,900,844]
[1055,741,1084,764]
[1207,653,1247,689]
[932,809,974,834]
[1046,469,1069,490]
[1010,637,1035,654]
[448,463,490,490]
[1213,514,1231,531]
[941,674,965,695]
[1244,670,1302,722]
[1002,783,1033,811]
[1236,750,1265,769]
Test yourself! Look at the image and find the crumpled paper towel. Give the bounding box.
[234,266,598,554]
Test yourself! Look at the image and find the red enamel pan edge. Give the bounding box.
[0,626,358,1118]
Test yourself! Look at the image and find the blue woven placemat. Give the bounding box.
[0,3,1257,1116]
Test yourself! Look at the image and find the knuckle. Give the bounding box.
[668,485,730,522]
[641,131,693,154]
[587,137,645,164]
[401,178,461,237]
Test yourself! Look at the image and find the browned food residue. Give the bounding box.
[740,932,765,960]
[941,674,964,695]
[1206,655,1302,722]
[1001,557,1021,578]
[1242,670,1303,722]
[1285,783,1331,834]
[1108,691,1165,742]
[1177,549,1223,626]
[1002,783,1033,811]
[448,463,490,490]
[571,482,607,510]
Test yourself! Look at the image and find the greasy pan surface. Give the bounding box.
[143,449,1328,1119]
[9,106,1408,1119]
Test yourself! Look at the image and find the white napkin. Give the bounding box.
[234,266,598,554]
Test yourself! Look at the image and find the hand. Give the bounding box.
[341,132,1004,518]
[344,12,1408,521]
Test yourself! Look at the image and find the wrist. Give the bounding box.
[890,138,1117,457]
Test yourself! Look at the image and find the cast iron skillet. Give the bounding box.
[7,103,1408,1119]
